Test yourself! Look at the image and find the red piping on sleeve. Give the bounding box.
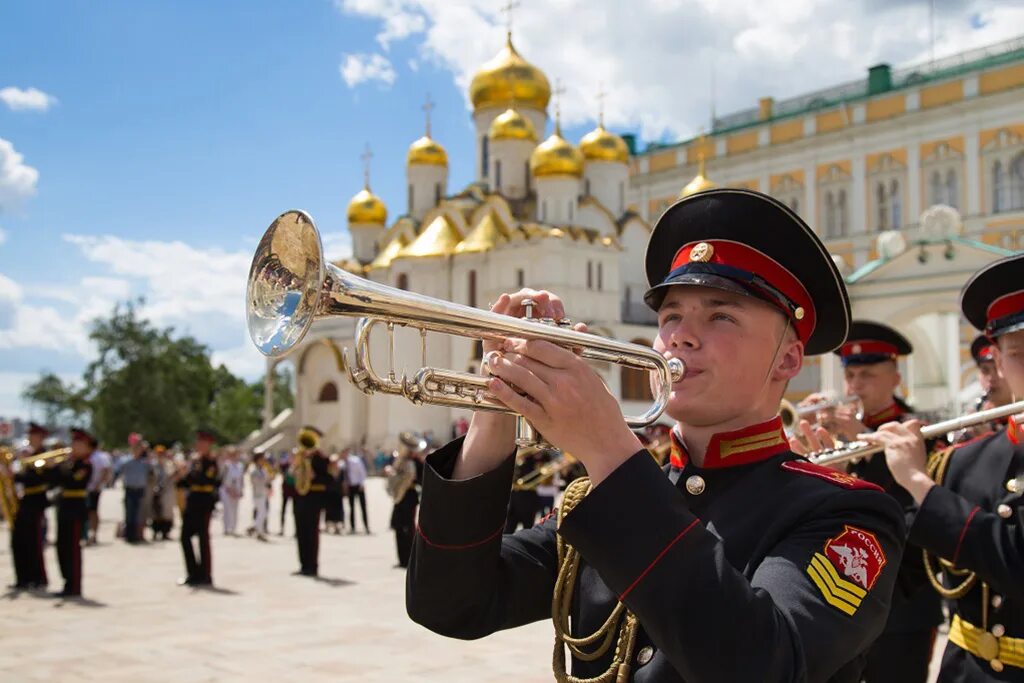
[952,506,980,566]
[619,518,701,601]
[416,521,505,551]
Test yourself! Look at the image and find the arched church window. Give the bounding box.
[525,162,531,192]
[1010,152,1024,211]
[621,338,654,401]
[619,182,625,214]
[587,261,593,290]
[408,184,414,212]
[495,160,502,190]
[541,200,547,221]
[568,201,574,222]
[397,273,409,291]
[890,180,902,229]
[318,382,338,403]
[585,179,591,196]
[481,136,489,179]
[945,169,958,209]
[597,262,603,291]
[435,183,442,205]
[467,269,477,308]
[930,171,943,206]
[993,160,1005,213]
[516,268,525,288]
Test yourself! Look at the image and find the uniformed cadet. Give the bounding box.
[293,425,329,577]
[8,422,51,590]
[506,448,543,532]
[178,428,221,587]
[826,322,944,683]
[49,428,95,598]
[406,189,907,682]
[855,253,1024,681]
[388,432,427,569]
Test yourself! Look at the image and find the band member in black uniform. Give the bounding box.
[279,454,296,536]
[178,428,221,587]
[49,428,95,598]
[293,426,330,577]
[406,189,907,682]
[973,334,1014,412]
[826,322,944,683]
[387,432,426,569]
[852,254,1024,680]
[7,422,51,590]
[506,447,543,532]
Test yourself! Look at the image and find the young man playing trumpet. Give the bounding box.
[406,189,906,682]
[803,254,1024,681]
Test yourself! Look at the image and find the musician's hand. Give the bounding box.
[858,420,934,504]
[830,406,868,441]
[788,418,835,455]
[487,337,643,487]
[456,290,571,480]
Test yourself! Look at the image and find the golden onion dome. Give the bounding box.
[347,187,388,225]
[678,155,717,199]
[470,34,551,112]
[530,129,584,178]
[579,125,629,163]
[406,135,448,167]
[488,108,538,142]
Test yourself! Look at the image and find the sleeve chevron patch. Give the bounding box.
[806,552,867,616]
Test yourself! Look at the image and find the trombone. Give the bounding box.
[246,210,685,448]
[811,399,1024,468]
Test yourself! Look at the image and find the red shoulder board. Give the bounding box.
[781,460,883,492]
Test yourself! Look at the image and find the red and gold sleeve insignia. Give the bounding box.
[806,525,887,616]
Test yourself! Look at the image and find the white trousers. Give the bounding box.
[221,492,239,534]
[253,496,268,533]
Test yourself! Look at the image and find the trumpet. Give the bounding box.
[246,210,684,447]
[811,398,1024,468]
[780,395,858,432]
[0,446,69,525]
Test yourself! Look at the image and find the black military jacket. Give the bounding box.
[48,457,93,508]
[309,453,332,494]
[14,448,51,506]
[184,456,221,507]
[910,427,1024,681]
[852,401,944,633]
[407,418,907,682]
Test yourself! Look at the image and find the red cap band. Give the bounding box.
[987,290,1024,327]
[839,340,899,358]
[669,240,816,343]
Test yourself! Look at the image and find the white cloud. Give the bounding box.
[0,138,39,210]
[0,371,80,420]
[0,86,57,112]
[340,53,398,88]
[323,230,354,261]
[334,0,1024,139]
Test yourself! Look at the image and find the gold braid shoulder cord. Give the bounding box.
[922,446,978,599]
[553,477,639,683]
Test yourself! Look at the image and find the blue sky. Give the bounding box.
[1,0,1021,420]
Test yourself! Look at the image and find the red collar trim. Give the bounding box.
[1008,416,1021,446]
[862,402,904,429]
[669,416,789,469]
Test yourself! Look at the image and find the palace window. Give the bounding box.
[621,338,654,401]
[890,180,902,229]
[868,154,905,231]
[818,164,851,239]
[771,174,804,219]
[923,142,962,210]
[982,129,1024,214]
[467,269,477,308]
[318,382,338,403]
[396,273,409,291]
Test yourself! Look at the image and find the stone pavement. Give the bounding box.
[1,478,946,682]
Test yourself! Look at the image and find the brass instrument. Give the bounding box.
[292,427,320,496]
[513,448,571,491]
[811,398,1024,468]
[386,453,418,503]
[0,446,70,525]
[780,395,858,432]
[246,211,684,448]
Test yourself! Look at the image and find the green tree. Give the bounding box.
[20,372,87,427]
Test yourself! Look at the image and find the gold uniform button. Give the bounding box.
[977,632,1000,661]
[636,646,654,666]
[794,306,805,321]
[992,594,1004,609]
[685,475,706,496]
[689,242,713,263]
[992,624,1006,638]
[997,504,1012,519]
[991,659,1004,673]
[1007,478,1021,494]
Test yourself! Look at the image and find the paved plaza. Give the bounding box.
[1,478,946,682]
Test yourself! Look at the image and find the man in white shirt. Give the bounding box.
[220,448,244,536]
[86,448,112,545]
[345,449,370,534]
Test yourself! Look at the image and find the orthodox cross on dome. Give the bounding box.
[422,93,435,137]
[596,82,607,128]
[500,0,521,39]
[695,130,709,174]
[361,144,373,189]
[552,77,566,133]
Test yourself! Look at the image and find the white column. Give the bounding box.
[262,358,275,429]
[820,352,838,395]
[851,156,867,234]
[945,312,961,404]
[966,129,981,216]
[907,144,921,221]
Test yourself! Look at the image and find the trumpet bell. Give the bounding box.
[247,210,325,357]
